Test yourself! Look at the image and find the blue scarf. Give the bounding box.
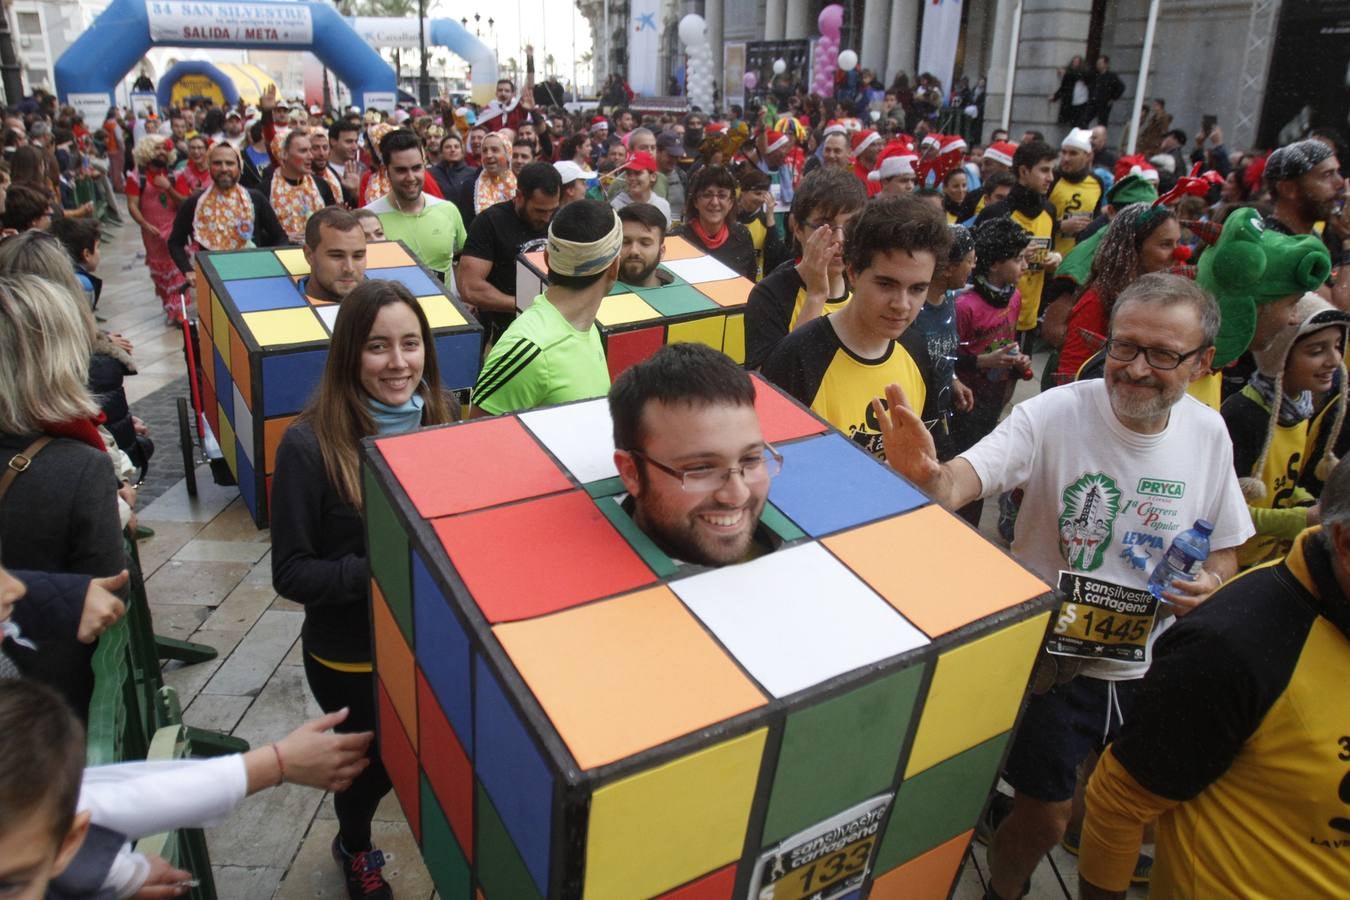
[367,393,425,435]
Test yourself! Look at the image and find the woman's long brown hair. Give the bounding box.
[303,279,454,509]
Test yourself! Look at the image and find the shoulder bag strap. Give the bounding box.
[0,436,53,506]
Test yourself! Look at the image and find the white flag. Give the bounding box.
[628,0,662,96]
[918,0,963,101]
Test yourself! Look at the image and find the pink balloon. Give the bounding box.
[743,71,758,90]
[817,4,843,39]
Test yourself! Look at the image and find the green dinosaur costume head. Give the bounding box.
[1197,207,1331,368]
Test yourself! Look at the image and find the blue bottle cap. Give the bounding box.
[1194,519,1214,534]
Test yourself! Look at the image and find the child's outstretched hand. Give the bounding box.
[131,854,193,898]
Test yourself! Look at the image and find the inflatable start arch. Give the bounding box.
[55,0,397,122]
[350,18,499,106]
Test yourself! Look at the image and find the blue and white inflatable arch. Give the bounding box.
[55,0,397,122]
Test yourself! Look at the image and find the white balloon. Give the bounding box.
[837,49,858,70]
[678,14,707,47]
[773,59,787,75]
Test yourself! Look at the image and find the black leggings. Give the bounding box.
[302,652,391,852]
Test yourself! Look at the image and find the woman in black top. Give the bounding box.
[271,279,456,898]
[672,165,758,280]
[0,273,125,715]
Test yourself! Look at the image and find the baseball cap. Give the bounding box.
[656,130,688,158]
[554,160,595,184]
[627,151,658,172]
[225,109,242,120]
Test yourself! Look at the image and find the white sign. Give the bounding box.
[68,93,114,124]
[351,17,426,49]
[361,92,397,113]
[146,1,314,45]
[747,793,894,900]
[129,91,158,118]
[628,0,661,95]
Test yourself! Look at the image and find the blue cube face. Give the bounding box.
[225,276,308,313]
[235,439,257,522]
[413,551,473,753]
[434,331,483,394]
[259,349,328,417]
[769,433,929,537]
[379,265,442,298]
[213,346,234,423]
[473,655,554,894]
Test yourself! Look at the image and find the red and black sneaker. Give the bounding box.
[331,835,392,899]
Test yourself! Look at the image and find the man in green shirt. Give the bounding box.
[470,200,622,416]
[363,128,467,293]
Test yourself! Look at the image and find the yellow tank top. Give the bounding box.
[1049,175,1103,257]
[1012,207,1056,331]
[1185,371,1222,410]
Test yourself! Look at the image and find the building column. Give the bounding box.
[1011,0,1093,142]
[784,0,811,40]
[860,0,890,76]
[706,0,723,101]
[984,0,1016,123]
[884,0,921,84]
[961,0,994,84]
[764,0,786,42]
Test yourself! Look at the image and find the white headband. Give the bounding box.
[547,210,623,277]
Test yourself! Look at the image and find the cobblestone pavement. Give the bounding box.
[97,196,1142,898]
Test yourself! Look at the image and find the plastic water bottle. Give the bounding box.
[1148,519,1213,602]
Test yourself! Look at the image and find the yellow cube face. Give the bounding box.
[274,247,310,275]
[241,306,330,347]
[666,314,726,352]
[904,612,1050,778]
[584,728,768,899]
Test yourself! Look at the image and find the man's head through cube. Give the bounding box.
[610,344,777,567]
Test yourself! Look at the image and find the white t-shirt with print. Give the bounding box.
[960,379,1254,681]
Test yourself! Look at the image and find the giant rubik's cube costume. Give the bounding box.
[515,235,754,376]
[193,242,482,526]
[362,376,1057,898]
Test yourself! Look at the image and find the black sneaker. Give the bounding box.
[331,836,392,899]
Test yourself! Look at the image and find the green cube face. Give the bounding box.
[475,780,543,900]
[873,732,1013,875]
[420,776,471,900]
[365,464,412,643]
[762,664,927,845]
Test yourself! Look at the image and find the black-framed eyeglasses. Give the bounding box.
[630,445,784,492]
[1104,339,1208,371]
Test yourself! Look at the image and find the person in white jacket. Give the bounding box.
[0,679,372,899]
